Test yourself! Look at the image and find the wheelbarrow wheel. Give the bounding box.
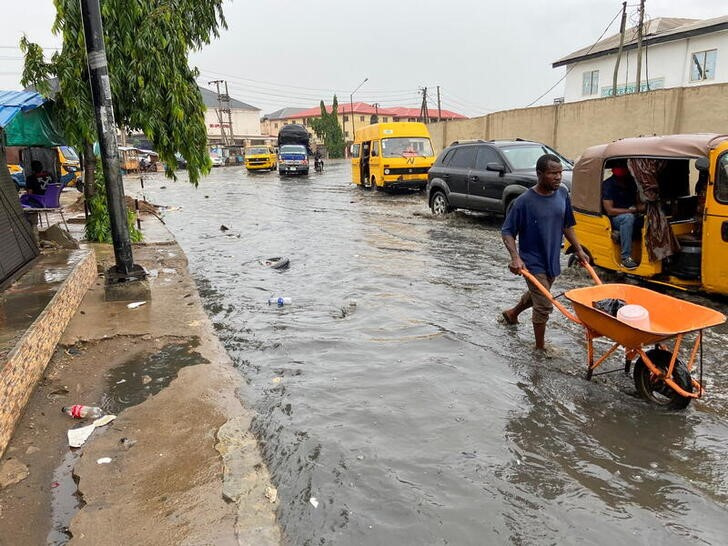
[633,349,693,410]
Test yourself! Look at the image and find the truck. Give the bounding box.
[277,124,310,176]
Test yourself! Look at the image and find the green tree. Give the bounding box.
[310,95,345,158]
[20,0,226,238]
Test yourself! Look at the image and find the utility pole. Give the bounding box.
[350,77,368,138]
[419,87,429,124]
[372,102,379,123]
[224,81,234,145]
[436,85,442,121]
[209,79,232,146]
[612,1,628,97]
[635,0,646,93]
[80,0,144,286]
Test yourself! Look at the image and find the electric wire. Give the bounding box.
[525,6,625,107]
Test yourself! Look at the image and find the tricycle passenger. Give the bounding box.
[601,161,645,269]
[501,154,589,350]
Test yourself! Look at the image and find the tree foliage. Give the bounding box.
[310,95,345,158]
[20,0,226,186]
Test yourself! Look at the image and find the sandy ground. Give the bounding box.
[0,209,281,545]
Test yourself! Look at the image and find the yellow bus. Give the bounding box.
[351,122,435,191]
[245,146,277,171]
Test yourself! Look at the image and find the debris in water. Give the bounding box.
[309,497,319,508]
[67,414,117,448]
[265,486,278,503]
[96,457,112,465]
[50,481,61,488]
[220,224,229,232]
[119,438,137,450]
[272,377,282,384]
[141,375,152,385]
[127,301,147,309]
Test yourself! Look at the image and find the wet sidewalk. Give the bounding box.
[0,207,281,544]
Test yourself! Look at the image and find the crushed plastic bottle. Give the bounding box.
[62,405,104,419]
[268,297,292,307]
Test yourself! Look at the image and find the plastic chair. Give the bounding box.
[20,183,69,231]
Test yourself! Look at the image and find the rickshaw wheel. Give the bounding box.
[633,349,693,410]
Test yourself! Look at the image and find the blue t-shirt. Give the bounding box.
[602,175,638,210]
[501,186,575,277]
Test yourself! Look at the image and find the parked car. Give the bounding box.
[426,139,573,216]
[210,153,224,167]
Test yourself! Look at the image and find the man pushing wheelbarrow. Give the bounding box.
[501,153,589,349]
[500,156,726,409]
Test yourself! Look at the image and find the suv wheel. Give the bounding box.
[430,191,451,215]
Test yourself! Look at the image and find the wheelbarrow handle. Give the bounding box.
[520,268,582,325]
[582,260,602,285]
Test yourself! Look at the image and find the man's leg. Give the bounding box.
[503,290,532,324]
[611,213,635,261]
[529,274,554,349]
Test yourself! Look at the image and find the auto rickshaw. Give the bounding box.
[565,134,728,296]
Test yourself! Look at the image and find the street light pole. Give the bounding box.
[349,77,368,140]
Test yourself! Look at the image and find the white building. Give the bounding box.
[554,15,728,103]
[199,86,261,146]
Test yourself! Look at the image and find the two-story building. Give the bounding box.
[199,86,262,147]
[554,15,728,103]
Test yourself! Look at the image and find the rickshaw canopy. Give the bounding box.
[572,133,728,213]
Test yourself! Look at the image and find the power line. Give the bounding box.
[525,6,624,107]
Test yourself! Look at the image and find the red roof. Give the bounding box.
[286,102,466,120]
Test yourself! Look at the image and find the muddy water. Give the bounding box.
[136,162,728,544]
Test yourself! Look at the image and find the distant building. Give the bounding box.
[260,107,307,137]
[262,102,466,142]
[554,15,728,103]
[199,86,261,146]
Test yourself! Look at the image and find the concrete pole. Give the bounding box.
[635,0,645,93]
[79,0,136,277]
[612,2,627,97]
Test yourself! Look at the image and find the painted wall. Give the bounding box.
[427,82,728,160]
[205,108,261,139]
[562,30,728,102]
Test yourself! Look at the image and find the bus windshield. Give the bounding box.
[59,146,79,161]
[280,145,306,154]
[247,147,268,155]
[381,137,433,158]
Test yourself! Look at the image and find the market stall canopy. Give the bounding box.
[0,90,64,147]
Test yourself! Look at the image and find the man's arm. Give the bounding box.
[502,233,525,275]
[602,199,637,216]
[563,226,589,265]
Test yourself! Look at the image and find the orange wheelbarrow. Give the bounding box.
[522,264,726,409]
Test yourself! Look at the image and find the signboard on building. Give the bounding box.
[601,78,665,97]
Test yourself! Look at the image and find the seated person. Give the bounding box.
[602,162,645,269]
[24,160,54,207]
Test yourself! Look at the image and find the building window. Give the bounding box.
[582,70,599,96]
[345,131,350,138]
[382,117,388,122]
[359,115,365,122]
[343,115,349,122]
[274,123,278,129]
[690,49,717,81]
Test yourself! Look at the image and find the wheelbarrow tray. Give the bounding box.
[565,283,726,349]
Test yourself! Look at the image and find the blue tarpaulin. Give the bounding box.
[0,90,64,146]
[0,90,46,128]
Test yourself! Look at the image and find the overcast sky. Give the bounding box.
[2,0,725,117]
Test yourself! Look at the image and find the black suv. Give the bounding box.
[426,139,572,216]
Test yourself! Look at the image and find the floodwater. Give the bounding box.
[136,161,728,545]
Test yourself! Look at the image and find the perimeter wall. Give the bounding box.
[427,82,728,160]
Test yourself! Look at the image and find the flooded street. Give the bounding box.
[137,161,728,545]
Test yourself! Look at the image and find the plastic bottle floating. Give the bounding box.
[260,257,290,270]
[268,297,292,307]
